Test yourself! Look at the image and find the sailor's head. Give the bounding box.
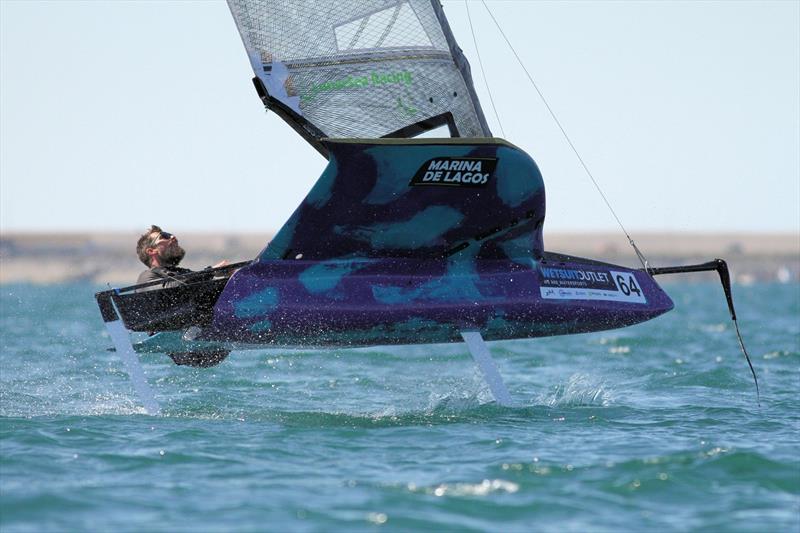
[136,225,185,267]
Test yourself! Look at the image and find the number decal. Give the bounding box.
[614,274,643,297]
[610,271,647,303]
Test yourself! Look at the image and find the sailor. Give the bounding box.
[135,225,228,290]
[134,225,232,367]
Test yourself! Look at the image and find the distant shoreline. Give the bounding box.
[1,231,797,285]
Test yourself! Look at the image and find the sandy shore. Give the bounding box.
[1,231,797,284]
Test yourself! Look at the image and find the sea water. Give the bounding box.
[1,282,798,532]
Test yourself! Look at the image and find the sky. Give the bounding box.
[1,0,798,235]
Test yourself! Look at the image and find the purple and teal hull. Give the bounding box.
[201,255,672,348]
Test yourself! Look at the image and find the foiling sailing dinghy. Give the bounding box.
[95,0,757,414]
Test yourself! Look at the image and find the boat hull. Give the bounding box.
[197,253,673,348]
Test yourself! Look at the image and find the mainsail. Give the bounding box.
[227,0,492,156]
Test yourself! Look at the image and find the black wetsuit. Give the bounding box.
[136,265,193,291]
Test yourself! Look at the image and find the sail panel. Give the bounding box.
[228,0,491,147]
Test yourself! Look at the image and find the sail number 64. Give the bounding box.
[610,271,647,303]
[615,274,641,296]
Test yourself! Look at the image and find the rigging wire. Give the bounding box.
[473,2,758,407]
[479,0,650,271]
[464,0,506,138]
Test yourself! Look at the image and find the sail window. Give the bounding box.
[413,123,452,138]
[334,2,432,51]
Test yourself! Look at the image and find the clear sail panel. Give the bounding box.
[228,0,490,144]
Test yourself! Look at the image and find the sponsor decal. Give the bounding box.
[409,157,497,188]
[396,96,418,117]
[303,70,413,103]
[539,267,647,304]
[539,267,616,290]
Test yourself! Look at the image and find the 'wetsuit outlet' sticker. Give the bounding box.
[538,267,647,304]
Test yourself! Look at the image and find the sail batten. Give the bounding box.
[228,0,490,153]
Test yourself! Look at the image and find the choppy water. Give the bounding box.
[1,282,798,532]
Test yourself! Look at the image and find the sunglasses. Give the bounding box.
[149,231,174,246]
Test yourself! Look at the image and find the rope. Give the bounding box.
[479,0,649,271]
[465,0,506,138]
